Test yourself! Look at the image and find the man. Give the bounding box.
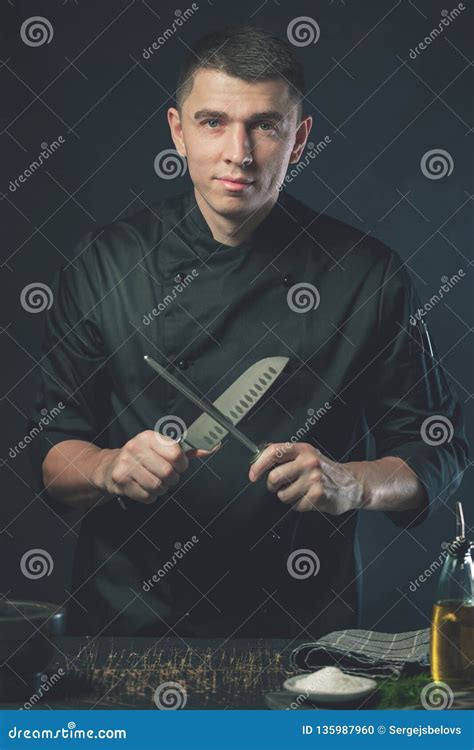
[28,25,468,638]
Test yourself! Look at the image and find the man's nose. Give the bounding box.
[223,124,253,166]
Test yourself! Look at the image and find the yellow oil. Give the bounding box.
[430,601,474,688]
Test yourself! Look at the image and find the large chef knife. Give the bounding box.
[116,355,288,509]
[144,354,285,463]
[177,356,289,453]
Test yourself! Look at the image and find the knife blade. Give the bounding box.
[144,355,270,461]
[178,356,289,452]
[116,355,288,510]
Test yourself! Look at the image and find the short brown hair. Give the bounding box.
[176,24,306,122]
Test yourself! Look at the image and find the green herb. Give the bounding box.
[375,672,432,709]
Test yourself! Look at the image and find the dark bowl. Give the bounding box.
[0,600,65,701]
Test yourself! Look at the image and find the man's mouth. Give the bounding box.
[215,176,255,191]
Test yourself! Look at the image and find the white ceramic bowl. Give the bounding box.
[283,672,378,705]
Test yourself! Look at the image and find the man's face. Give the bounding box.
[168,68,311,220]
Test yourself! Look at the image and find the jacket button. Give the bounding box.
[282,274,293,287]
[175,272,186,283]
[176,359,189,370]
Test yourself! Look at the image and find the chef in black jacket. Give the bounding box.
[28,25,469,638]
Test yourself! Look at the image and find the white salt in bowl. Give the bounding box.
[283,666,378,705]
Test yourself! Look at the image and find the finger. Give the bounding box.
[119,468,165,504]
[293,490,326,513]
[294,487,335,514]
[140,454,181,487]
[249,443,299,482]
[150,434,190,473]
[276,475,318,504]
[293,494,315,512]
[131,464,172,496]
[266,461,303,492]
[127,480,158,504]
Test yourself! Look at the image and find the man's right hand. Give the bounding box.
[96,430,220,504]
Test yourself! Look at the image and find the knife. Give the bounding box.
[177,357,289,453]
[116,355,289,509]
[144,354,281,463]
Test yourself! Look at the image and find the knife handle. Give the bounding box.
[249,441,271,466]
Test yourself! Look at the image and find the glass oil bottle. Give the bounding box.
[430,502,474,688]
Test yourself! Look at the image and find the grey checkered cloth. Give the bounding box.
[289,627,431,679]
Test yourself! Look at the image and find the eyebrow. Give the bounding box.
[193,109,285,123]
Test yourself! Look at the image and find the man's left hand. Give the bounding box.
[248,442,365,515]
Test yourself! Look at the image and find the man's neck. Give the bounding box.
[194,187,277,247]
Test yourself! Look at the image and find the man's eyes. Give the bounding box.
[202,119,276,131]
[203,118,221,129]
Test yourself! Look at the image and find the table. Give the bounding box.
[0,637,471,710]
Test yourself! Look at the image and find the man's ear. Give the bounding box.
[288,115,313,164]
[167,107,186,157]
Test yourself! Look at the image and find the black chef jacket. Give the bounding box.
[28,187,469,639]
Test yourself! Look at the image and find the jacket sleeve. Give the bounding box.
[26,231,112,514]
[364,250,469,528]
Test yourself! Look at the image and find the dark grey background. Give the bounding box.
[1,0,472,634]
